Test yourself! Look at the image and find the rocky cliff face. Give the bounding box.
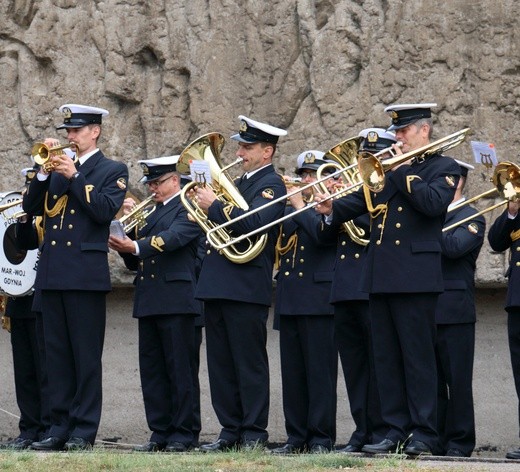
[1,0,518,286]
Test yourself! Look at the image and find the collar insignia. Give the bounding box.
[511,229,520,242]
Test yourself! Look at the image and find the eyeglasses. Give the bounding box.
[145,175,173,188]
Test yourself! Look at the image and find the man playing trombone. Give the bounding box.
[315,103,462,456]
[194,116,287,451]
[488,198,520,460]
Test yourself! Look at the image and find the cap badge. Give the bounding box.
[239,120,248,133]
[304,152,316,164]
[63,107,72,119]
[467,223,479,234]
[262,188,274,200]
[367,131,379,143]
[141,164,149,175]
[117,177,127,190]
[445,175,456,187]
[390,111,398,120]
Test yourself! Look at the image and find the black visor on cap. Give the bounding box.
[361,137,397,153]
[388,108,432,131]
[237,126,278,144]
[56,113,103,130]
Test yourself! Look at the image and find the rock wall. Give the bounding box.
[1,0,518,286]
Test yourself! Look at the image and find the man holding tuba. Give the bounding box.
[194,116,287,451]
[25,104,129,451]
[315,103,461,456]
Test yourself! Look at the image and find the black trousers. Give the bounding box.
[204,299,269,443]
[507,308,520,437]
[41,290,106,444]
[191,326,203,445]
[279,315,337,449]
[369,292,439,449]
[139,314,195,446]
[10,316,48,440]
[334,300,386,447]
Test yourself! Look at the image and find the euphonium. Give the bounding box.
[316,136,369,246]
[177,132,268,264]
[31,141,78,172]
[118,194,157,233]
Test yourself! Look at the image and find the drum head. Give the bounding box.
[0,192,38,296]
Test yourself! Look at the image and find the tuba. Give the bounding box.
[177,132,268,264]
[317,136,369,246]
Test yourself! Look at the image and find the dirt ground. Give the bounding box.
[1,287,519,468]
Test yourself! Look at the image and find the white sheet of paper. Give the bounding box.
[190,160,212,185]
[470,141,498,167]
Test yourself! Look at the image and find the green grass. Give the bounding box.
[0,449,430,472]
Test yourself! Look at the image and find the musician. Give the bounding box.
[194,116,287,451]
[24,104,128,451]
[271,150,337,454]
[319,129,396,454]
[0,168,49,451]
[109,155,203,452]
[315,103,461,456]
[488,198,520,460]
[434,160,485,457]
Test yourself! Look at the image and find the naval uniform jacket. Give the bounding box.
[435,204,485,324]
[274,207,335,316]
[488,209,520,310]
[196,164,286,305]
[329,153,461,294]
[119,195,203,317]
[23,151,128,291]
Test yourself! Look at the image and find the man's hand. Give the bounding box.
[194,186,217,213]
[108,234,136,254]
[314,192,333,216]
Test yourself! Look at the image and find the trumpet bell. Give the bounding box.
[31,142,78,171]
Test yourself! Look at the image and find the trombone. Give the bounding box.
[31,141,78,172]
[442,161,520,232]
[205,128,471,252]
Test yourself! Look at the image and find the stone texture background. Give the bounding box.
[0,0,519,286]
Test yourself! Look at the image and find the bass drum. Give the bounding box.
[0,191,38,296]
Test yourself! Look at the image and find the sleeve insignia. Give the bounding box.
[262,188,275,200]
[117,178,127,190]
[85,184,94,204]
[223,204,235,221]
[445,175,456,187]
[405,175,422,194]
[150,236,165,252]
[467,223,479,234]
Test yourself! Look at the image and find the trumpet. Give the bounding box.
[0,198,27,220]
[443,161,520,232]
[204,129,471,252]
[118,194,157,233]
[31,141,78,172]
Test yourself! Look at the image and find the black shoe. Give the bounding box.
[271,443,303,455]
[200,438,236,452]
[64,437,92,451]
[310,444,331,454]
[404,440,432,456]
[445,448,466,457]
[241,439,266,451]
[132,441,166,452]
[337,443,361,453]
[0,437,34,450]
[30,437,67,451]
[165,441,191,453]
[362,439,398,454]
[506,447,520,460]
